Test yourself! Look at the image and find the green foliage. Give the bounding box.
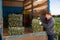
[54,17,60,33]
[8,14,24,35]
[8,14,23,27]
[54,17,60,40]
[32,18,43,33]
[8,27,24,35]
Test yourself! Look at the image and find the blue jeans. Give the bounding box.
[48,35,54,40]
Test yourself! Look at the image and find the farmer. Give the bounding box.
[39,13,55,40]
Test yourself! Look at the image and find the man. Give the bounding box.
[39,13,55,40]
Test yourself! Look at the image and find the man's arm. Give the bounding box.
[42,22,48,28]
[47,19,55,28]
[42,18,55,28]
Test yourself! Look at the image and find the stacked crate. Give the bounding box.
[8,14,24,35]
[32,18,43,33]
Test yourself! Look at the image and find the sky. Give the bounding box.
[50,0,60,15]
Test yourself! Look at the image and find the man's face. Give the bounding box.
[45,14,51,20]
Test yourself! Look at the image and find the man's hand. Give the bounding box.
[39,22,42,25]
[38,17,40,20]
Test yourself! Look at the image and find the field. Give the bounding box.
[54,17,60,33]
[54,17,60,40]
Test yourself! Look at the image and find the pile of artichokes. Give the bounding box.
[32,18,43,33]
[8,14,24,35]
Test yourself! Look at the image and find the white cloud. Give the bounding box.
[50,0,60,15]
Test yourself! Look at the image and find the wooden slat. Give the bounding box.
[3,32,48,40]
[32,5,47,10]
[24,0,47,7]
[24,0,47,9]
[28,4,47,11]
[3,0,24,2]
[24,0,36,7]
[25,1,47,10]
[3,1,23,7]
[24,1,31,7]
